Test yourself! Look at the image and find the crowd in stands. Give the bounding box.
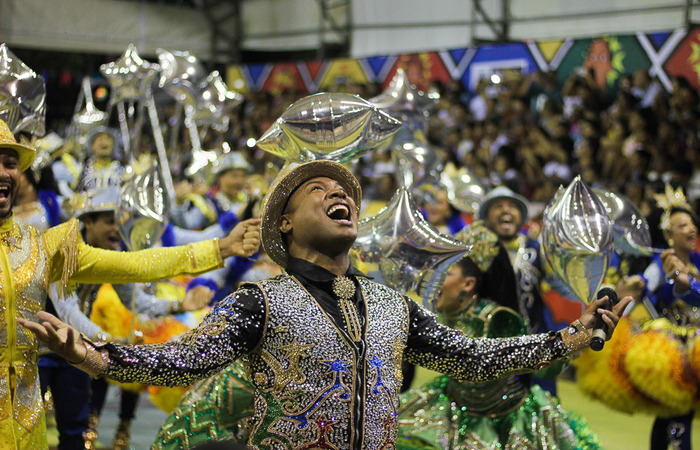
[172,68,697,246]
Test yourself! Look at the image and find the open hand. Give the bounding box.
[18,311,87,363]
[182,285,214,311]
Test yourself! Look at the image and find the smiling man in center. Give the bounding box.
[23,160,630,450]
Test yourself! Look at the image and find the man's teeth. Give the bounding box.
[327,204,349,219]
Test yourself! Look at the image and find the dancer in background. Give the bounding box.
[398,222,599,449]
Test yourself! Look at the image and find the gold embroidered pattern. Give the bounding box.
[0,222,21,251]
[179,314,227,346]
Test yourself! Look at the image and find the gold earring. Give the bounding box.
[668,238,675,247]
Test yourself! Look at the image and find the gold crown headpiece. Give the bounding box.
[654,184,693,231]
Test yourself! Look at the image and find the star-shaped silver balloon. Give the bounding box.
[256,92,402,163]
[541,176,614,305]
[369,68,438,132]
[117,163,171,251]
[0,44,46,136]
[389,125,442,189]
[157,48,207,109]
[192,71,244,132]
[353,186,471,306]
[100,44,159,104]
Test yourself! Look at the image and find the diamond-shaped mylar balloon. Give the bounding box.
[157,49,207,109]
[100,44,159,104]
[541,176,614,305]
[256,92,402,163]
[0,44,46,136]
[369,68,438,131]
[117,163,171,251]
[353,186,471,306]
[592,187,652,256]
[192,71,244,132]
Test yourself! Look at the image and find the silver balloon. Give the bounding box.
[369,68,438,132]
[192,71,244,132]
[157,49,207,108]
[0,43,46,136]
[440,166,488,214]
[541,176,614,305]
[592,187,652,256]
[256,92,402,163]
[353,186,471,305]
[116,163,171,251]
[100,44,159,104]
[71,77,109,144]
[390,126,442,189]
[184,148,219,177]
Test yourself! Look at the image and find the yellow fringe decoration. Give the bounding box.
[574,317,653,414]
[624,328,696,416]
[685,333,700,408]
[42,218,81,300]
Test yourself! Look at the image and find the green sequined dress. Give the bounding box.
[397,298,602,450]
[151,362,254,450]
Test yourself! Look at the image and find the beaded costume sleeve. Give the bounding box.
[98,286,266,386]
[403,297,585,381]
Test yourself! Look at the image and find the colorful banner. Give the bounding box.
[226,27,699,94]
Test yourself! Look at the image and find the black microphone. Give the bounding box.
[590,287,618,351]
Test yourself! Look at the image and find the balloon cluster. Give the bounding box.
[156,49,243,177]
[62,44,245,196]
[255,71,474,305]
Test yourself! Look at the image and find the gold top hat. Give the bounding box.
[261,161,362,268]
[0,119,36,172]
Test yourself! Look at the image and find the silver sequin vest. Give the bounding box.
[243,275,409,449]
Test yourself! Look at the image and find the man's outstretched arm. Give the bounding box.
[404,294,632,382]
[20,286,266,387]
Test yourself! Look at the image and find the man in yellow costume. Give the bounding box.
[0,119,261,449]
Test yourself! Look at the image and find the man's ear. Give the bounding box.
[279,214,293,234]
